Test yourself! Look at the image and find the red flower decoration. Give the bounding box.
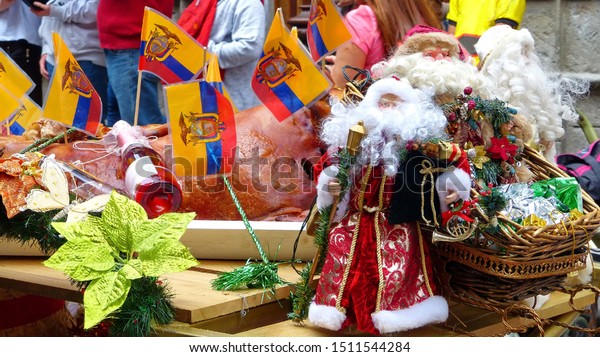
[487,137,519,161]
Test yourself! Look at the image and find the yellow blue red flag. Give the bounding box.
[0,48,35,98]
[43,33,102,136]
[164,80,237,177]
[252,8,331,122]
[306,0,352,62]
[0,84,21,125]
[140,7,206,84]
[206,52,237,113]
[1,95,42,135]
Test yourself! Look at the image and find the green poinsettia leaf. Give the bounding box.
[132,212,195,253]
[83,269,131,329]
[139,239,198,277]
[43,239,115,281]
[99,191,147,253]
[52,218,108,244]
[122,259,143,280]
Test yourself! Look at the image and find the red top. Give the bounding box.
[97,0,174,50]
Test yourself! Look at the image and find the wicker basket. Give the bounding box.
[431,146,600,306]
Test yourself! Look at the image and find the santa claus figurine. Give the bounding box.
[371,25,492,104]
[308,77,461,335]
[474,24,588,161]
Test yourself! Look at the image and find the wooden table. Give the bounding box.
[0,257,597,337]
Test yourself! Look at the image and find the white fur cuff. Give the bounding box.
[308,301,347,331]
[371,296,449,334]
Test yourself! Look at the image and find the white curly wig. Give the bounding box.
[371,52,493,102]
[475,25,589,159]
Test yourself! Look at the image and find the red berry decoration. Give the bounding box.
[464,86,473,95]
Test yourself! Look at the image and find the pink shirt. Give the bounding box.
[345,5,385,69]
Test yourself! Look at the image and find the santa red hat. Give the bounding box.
[394,24,470,62]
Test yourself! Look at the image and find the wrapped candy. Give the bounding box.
[499,183,571,225]
[530,177,583,213]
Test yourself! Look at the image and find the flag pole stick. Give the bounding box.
[5,121,10,135]
[202,48,208,77]
[133,71,143,127]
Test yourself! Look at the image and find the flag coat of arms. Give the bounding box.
[306,0,352,62]
[1,95,42,135]
[0,84,21,124]
[252,8,331,122]
[43,33,102,136]
[0,48,35,98]
[206,52,237,112]
[164,80,236,177]
[140,7,206,84]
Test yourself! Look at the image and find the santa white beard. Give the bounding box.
[321,78,448,177]
[372,53,492,101]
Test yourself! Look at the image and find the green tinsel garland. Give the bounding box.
[211,175,285,291]
[108,277,175,337]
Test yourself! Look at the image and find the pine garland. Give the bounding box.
[108,277,175,337]
[288,148,356,323]
[474,97,514,132]
[288,262,314,323]
[0,204,65,254]
[474,160,504,186]
[479,187,508,217]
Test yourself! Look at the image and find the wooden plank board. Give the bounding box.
[1,220,318,261]
[0,257,596,337]
[0,258,81,302]
[179,220,316,260]
[164,261,304,323]
[0,239,47,257]
[235,319,460,337]
[0,257,306,325]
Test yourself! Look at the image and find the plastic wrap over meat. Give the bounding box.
[0,105,325,221]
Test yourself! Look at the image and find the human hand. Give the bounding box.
[39,54,49,80]
[30,1,50,16]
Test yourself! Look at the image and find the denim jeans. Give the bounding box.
[47,60,109,120]
[104,49,165,127]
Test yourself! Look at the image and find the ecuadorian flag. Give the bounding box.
[251,8,331,122]
[306,0,352,63]
[164,80,236,177]
[43,33,101,136]
[0,84,21,126]
[206,52,237,112]
[1,95,42,135]
[0,48,35,98]
[140,7,206,84]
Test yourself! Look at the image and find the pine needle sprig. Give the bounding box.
[108,277,175,337]
[288,262,315,323]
